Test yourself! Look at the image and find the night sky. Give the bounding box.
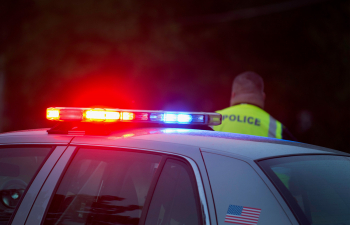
[0,0,349,151]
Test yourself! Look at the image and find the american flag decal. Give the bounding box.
[224,205,261,225]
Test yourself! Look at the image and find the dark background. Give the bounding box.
[0,0,349,152]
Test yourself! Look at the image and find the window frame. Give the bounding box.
[139,156,204,225]
[256,153,350,225]
[40,146,208,225]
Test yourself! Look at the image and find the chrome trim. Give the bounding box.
[183,156,211,225]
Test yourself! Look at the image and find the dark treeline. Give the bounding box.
[0,0,349,151]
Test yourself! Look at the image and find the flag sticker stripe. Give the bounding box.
[244,210,260,213]
[224,205,261,225]
[225,218,258,223]
[226,216,259,221]
[225,218,258,224]
[241,214,259,216]
[226,217,258,222]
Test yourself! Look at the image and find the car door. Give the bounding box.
[25,146,211,225]
[202,151,295,225]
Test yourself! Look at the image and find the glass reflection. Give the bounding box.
[44,149,161,225]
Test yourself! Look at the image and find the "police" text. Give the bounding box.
[222,115,261,126]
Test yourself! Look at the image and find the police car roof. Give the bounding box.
[0,127,346,161]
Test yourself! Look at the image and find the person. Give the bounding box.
[213,71,296,140]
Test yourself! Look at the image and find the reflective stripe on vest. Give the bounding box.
[268,115,277,138]
[268,116,282,139]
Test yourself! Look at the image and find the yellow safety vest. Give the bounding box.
[213,104,282,139]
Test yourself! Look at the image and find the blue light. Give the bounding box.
[192,115,204,123]
[164,113,177,123]
[177,114,192,123]
[150,113,164,122]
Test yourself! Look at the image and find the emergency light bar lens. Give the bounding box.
[85,110,105,121]
[121,112,134,121]
[177,114,192,123]
[47,108,60,120]
[164,113,192,124]
[192,115,204,123]
[85,109,120,122]
[136,113,148,121]
[164,113,177,123]
[150,113,164,122]
[105,111,120,121]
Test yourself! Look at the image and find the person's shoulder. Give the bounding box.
[216,104,263,113]
[215,105,237,114]
[244,104,275,116]
[241,104,264,111]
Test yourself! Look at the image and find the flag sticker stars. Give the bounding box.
[224,205,261,225]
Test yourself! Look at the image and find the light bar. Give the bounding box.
[46,107,222,125]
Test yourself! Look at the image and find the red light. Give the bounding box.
[47,108,60,120]
[60,109,83,121]
[121,112,134,121]
[105,111,120,122]
[83,109,120,122]
[85,109,105,121]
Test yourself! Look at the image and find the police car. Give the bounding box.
[0,107,349,225]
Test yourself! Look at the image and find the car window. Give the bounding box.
[0,147,51,224]
[259,155,350,225]
[43,148,161,225]
[145,159,201,225]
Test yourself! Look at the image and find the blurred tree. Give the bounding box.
[2,0,350,151]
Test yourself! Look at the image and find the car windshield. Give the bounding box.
[258,155,350,225]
